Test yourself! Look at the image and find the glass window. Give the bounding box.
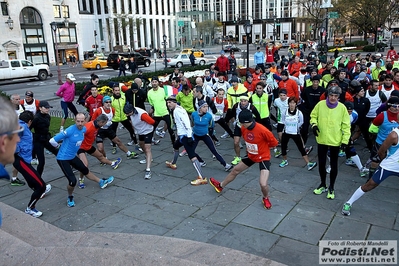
[21,60,34,67]
[69,28,77,42]
[1,2,8,16]
[103,0,108,14]
[54,5,61,18]
[11,61,20,67]
[60,28,70,42]
[62,5,70,18]
[96,0,102,14]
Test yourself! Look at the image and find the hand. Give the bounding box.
[340,143,348,151]
[312,125,320,137]
[187,137,194,146]
[371,154,381,163]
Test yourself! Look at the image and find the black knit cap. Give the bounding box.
[238,109,254,123]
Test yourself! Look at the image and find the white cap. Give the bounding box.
[66,73,76,81]
[375,53,382,57]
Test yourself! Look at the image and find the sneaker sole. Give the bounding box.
[191,180,208,186]
[209,181,222,193]
[10,183,25,186]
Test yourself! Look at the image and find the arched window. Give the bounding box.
[20,7,49,64]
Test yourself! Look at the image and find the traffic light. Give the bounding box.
[94,30,97,36]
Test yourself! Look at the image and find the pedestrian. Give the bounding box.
[77,114,122,188]
[118,56,126,77]
[254,47,265,73]
[165,96,208,186]
[209,109,278,209]
[20,91,40,115]
[189,51,195,66]
[77,73,100,106]
[310,86,351,200]
[214,50,230,79]
[342,120,399,216]
[55,73,79,132]
[278,97,317,171]
[125,83,147,110]
[0,96,24,225]
[49,113,115,207]
[84,86,103,120]
[13,111,51,217]
[30,101,59,177]
[129,56,138,74]
[123,103,155,179]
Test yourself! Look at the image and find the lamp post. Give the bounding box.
[5,16,14,30]
[50,22,63,85]
[244,22,252,70]
[273,15,277,42]
[163,34,167,69]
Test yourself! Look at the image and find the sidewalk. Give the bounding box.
[1,105,398,265]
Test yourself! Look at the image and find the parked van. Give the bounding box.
[107,52,151,70]
[0,59,52,81]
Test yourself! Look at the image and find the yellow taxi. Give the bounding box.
[181,48,205,57]
[82,56,108,70]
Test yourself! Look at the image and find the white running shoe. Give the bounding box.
[40,184,52,199]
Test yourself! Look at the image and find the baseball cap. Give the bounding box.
[25,91,34,97]
[39,100,53,108]
[390,90,399,98]
[166,95,177,103]
[66,73,76,81]
[375,53,382,57]
[238,109,254,123]
[131,83,139,91]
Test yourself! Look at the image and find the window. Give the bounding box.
[1,2,8,16]
[11,61,20,67]
[53,5,61,18]
[96,0,101,14]
[62,5,70,18]
[21,60,33,67]
[103,0,108,14]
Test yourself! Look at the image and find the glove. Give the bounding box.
[340,143,348,151]
[187,136,194,146]
[312,125,320,137]
[371,154,381,163]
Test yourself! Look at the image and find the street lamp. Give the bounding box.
[50,22,63,85]
[5,16,13,30]
[163,34,167,69]
[273,15,277,42]
[244,22,252,70]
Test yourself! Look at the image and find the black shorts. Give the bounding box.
[233,125,242,137]
[138,132,154,144]
[77,146,96,155]
[96,128,117,143]
[277,123,285,133]
[241,156,271,171]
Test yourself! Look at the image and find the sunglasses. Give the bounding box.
[0,126,24,137]
[388,104,399,108]
[104,101,112,103]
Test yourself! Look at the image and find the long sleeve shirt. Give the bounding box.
[56,82,76,102]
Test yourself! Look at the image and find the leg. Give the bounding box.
[34,141,46,177]
[233,136,241,157]
[67,102,78,116]
[60,101,69,128]
[317,144,328,188]
[220,161,249,187]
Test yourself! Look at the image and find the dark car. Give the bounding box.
[107,52,151,70]
[223,45,241,53]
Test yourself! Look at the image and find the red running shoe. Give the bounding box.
[210,177,223,193]
[263,197,272,209]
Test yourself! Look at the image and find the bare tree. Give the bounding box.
[196,20,223,45]
[295,0,327,41]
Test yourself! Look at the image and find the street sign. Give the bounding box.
[178,21,184,27]
[329,12,339,19]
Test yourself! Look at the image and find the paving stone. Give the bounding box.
[234,197,297,232]
[267,237,319,266]
[367,225,399,240]
[289,203,335,224]
[323,216,370,241]
[394,213,399,231]
[208,222,280,257]
[164,217,224,243]
[274,216,328,245]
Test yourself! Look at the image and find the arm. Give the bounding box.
[140,113,155,125]
[251,106,261,122]
[341,110,351,145]
[345,92,354,102]
[298,111,304,129]
[378,130,398,160]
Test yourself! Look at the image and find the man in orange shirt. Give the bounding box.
[210,110,278,209]
[288,56,303,77]
[77,114,122,188]
[278,70,299,100]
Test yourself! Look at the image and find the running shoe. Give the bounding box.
[25,207,43,218]
[345,158,356,166]
[112,147,117,154]
[135,144,144,153]
[209,177,223,193]
[127,152,138,159]
[313,186,327,195]
[341,203,352,216]
[220,132,230,139]
[359,167,369,178]
[338,149,345,157]
[59,126,64,133]
[279,160,288,168]
[99,176,114,189]
[40,184,52,199]
[200,161,207,167]
[156,131,166,138]
[307,162,317,171]
[165,161,177,169]
[326,188,335,199]
[127,140,134,146]
[305,146,313,155]
[67,196,75,207]
[215,141,221,146]
[224,163,233,172]
[140,158,153,164]
[272,123,278,128]
[179,149,187,156]
[11,178,25,186]
[152,139,161,145]
[111,158,122,169]
[231,156,241,165]
[30,158,38,165]
[78,178,86,189]
[274,150,282,158]
[190,177,208,186]
[263,197,272,209]
[144,170,152,180]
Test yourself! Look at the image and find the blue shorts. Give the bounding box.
[372,167,399,184]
